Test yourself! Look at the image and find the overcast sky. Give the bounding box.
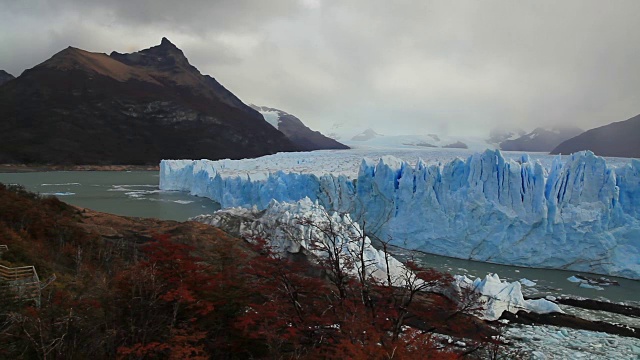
[2,0,640,137]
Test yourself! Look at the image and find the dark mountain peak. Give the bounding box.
[108,39,253,111]
[0,70,15,86]
[30,46,162,84]
[49,46,84,59]
[110,38,194,74]
[0,40,297,165]
[146,37,183,57]
[161,37,175,47]
[500,126,584,152]
[37,47,115,72]
[39,46,85,66]
[551,113,640,158]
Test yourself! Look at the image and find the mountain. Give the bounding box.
[250,105,349,151]
[351,128,383,141]
[500,127,583,152]
[551,114,640,158]
[0,70,14,86]
[442,141,468,149]
[487,127,526,146]
[326,128,493,151]
[0,38,297,165]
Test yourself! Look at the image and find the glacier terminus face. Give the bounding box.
[160,149,640,279]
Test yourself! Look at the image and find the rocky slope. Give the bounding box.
[551,114,640,158]
[0,70,14,86]
[500,127,583,152]
[250,105,348,151]
[0,38,297,165]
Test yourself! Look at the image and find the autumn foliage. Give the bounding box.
[0,183,508,359]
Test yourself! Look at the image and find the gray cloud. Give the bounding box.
[2,0,640,137]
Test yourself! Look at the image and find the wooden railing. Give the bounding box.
[0,265,39,281]
[0,246,41,306]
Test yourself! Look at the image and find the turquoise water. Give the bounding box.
[390,247,640,304]
[0,171,220,221]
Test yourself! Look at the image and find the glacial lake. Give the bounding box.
[1,170,638,307]
[0,171,220,221]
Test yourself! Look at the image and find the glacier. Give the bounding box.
[160,149,640,279]
[192,198,409,285]
[193,197,561,320]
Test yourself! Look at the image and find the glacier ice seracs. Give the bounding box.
[160,150,640,279]
[192,198,408,284]
[193,197,561,320]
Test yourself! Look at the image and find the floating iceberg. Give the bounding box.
[454,273,561,320]
[160,150,640,279]
[519,278,537,287]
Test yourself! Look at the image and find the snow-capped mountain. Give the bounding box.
[500,127,583,152]
[552,113,640,158]
[351,128,384,141]
[344,132,494,151]
[250,105,349,151]
[487,127,526,146]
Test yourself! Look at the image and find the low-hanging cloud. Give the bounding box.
[1,0,640,137]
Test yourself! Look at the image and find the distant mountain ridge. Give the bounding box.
[351,128,383,141]
[325,127,492,151]
[0,38,298,165]
[551,114,640,158]
[487,128,526,146]
[0,70,14,86]
[250,105,349,151]
[500,127,583,152]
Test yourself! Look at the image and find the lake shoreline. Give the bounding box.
[0,163,160,173]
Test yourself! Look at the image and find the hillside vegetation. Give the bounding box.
[0,183,509,359]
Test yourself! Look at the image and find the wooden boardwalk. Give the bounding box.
[0,246,41,306]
